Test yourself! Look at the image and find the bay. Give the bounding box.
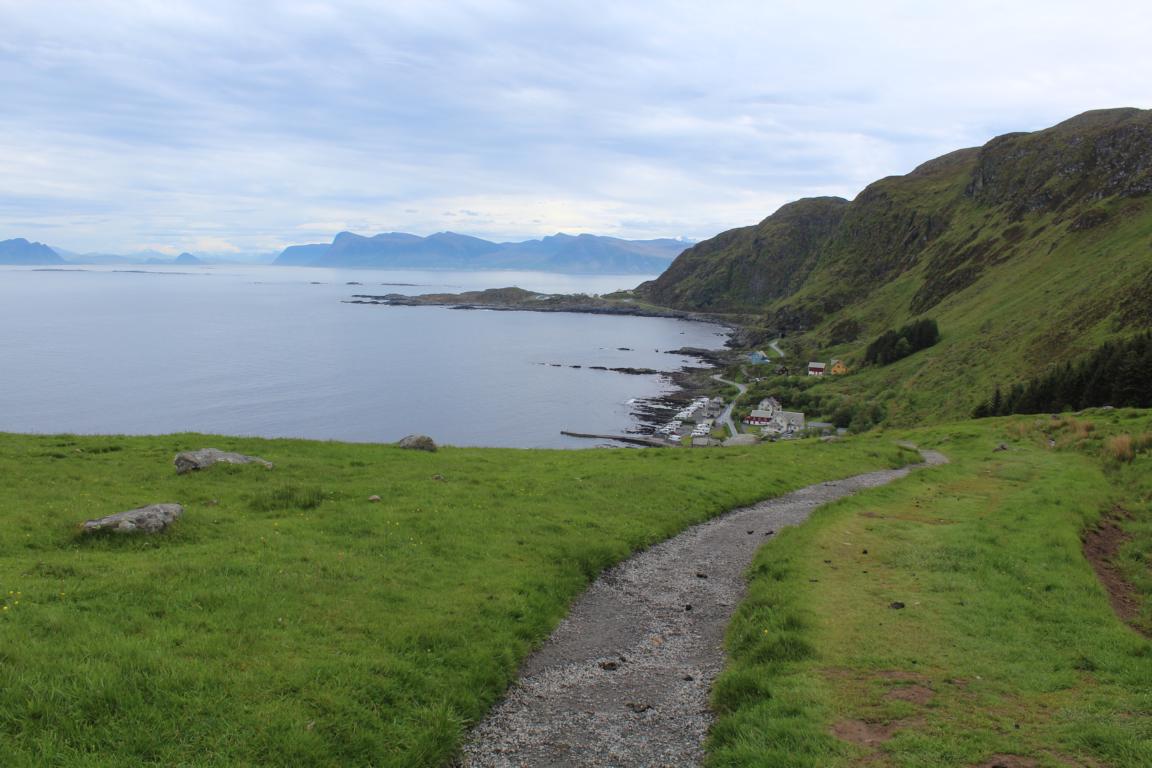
[0,265,725,448]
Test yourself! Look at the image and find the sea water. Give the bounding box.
[0,265,725,448]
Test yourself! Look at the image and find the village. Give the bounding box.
[648,351,850,447]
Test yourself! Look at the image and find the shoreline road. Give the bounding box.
[711,374,747,437]
[461,450,949,767]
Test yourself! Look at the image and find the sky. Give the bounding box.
[1,0,1150,257]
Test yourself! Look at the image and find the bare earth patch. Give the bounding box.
[1081,507,1148,637]
[460,452,947,767]
[830,717,919,746]
[886,683,935,705]
[971,756,1039,768]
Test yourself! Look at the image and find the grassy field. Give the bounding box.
[708,411,1152,767]
[0,431,910,767]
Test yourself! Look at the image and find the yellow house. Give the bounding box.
[829,359,848,375]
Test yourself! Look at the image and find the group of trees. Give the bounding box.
[974,333,1152,417]
[863,318,940,366]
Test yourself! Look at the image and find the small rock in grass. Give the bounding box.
[397,434,437,452]
[82,503,183,535]
[599,660,619,671]
[993,443,1009,452]
[890,601,906,610]
[175,448,272,474]
[431,474,445,481]
[626,702,652,713]
[368,495,381,503]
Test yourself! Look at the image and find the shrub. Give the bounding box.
[1104,435,1135,463]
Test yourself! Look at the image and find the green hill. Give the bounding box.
[638,108,1152,423]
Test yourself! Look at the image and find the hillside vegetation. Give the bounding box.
[639,108,1152,424]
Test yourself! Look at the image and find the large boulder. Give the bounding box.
[397,434,437,452]
[174,448,273,474]
[82,503,183,534]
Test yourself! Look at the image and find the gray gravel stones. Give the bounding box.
[461,450,947,767]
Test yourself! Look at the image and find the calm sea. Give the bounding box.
[0,265,725,448]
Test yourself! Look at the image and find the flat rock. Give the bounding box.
[82,503,183,534]
[174,448,273,474]
[397,434,437,452]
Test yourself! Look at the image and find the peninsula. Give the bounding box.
[346,286,743,325]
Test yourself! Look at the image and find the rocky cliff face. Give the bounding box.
[639,197,849,310]
[966,109,1152,214]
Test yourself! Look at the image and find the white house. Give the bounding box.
[807,361,827,376]
[763,410,807,435]
[756,396,782,414]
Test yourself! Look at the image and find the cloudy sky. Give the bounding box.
[1,0,1149,256]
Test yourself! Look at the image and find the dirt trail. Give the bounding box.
[461,450,948,767]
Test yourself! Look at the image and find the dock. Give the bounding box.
[561,431,669,448]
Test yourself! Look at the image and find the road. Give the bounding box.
[711,373,747,437]
[768,338,785,358]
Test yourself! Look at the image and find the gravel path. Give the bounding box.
[460,450,947,768]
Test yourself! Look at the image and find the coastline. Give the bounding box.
[346,287,744,443]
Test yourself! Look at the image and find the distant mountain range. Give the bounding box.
[0,238,64,265]
[1,232,690,274]
[274,231,691,273]
[145,252,202,265]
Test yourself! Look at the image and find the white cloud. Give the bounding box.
[0,0,1150,253]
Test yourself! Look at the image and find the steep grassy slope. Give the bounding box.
[639,108,1152,423]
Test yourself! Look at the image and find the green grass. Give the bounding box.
[707,413,1152,767]
[0,431,910,767]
